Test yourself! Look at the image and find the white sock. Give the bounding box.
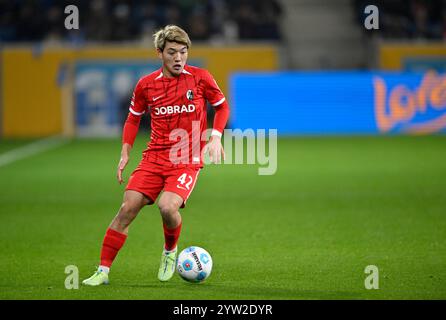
[98,265,110,274]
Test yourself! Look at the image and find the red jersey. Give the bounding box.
[128,65,226,168]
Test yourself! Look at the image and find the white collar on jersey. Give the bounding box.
[155,68,192,80]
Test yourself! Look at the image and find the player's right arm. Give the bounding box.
[117,79,147,184]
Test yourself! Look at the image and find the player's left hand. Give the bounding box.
[202,135,225,164]
[117,144,132,184]
[117,154,129,184]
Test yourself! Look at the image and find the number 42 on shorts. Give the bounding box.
[177,173,193,191]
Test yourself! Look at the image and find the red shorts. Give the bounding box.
[125,162,201,208]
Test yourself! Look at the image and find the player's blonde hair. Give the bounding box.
[153,25,192,51]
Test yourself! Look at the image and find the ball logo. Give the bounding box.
[183,259,193,271]
[186,89,194,101]
[191,251,203,271]
[154,104,195,115]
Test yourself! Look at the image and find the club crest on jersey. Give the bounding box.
[186,89,194,101]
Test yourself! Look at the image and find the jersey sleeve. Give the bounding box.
[212,99,230,137]
[203,71,226,108]
[122,112,141,146]
[129,78,147,116]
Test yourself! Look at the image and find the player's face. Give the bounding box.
[158,41,188,77]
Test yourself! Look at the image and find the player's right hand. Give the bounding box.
[117,155,129,184]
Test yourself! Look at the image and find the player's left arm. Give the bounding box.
[202,71,230,164]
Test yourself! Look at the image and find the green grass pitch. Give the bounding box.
[0,135,445,299]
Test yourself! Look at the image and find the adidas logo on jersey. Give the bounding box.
[154,104,196,115]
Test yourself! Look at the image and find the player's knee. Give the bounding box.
[120,200,141,216]
[158,201,178,217]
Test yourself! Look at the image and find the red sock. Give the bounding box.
[100,228,127,267]
[163,222,182,251]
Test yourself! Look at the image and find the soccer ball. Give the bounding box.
[176,246,213,283]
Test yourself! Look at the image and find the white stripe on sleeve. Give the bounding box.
[211,97,226,107]
[129,107,144,116]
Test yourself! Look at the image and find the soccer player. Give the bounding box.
[82,25,230,286]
